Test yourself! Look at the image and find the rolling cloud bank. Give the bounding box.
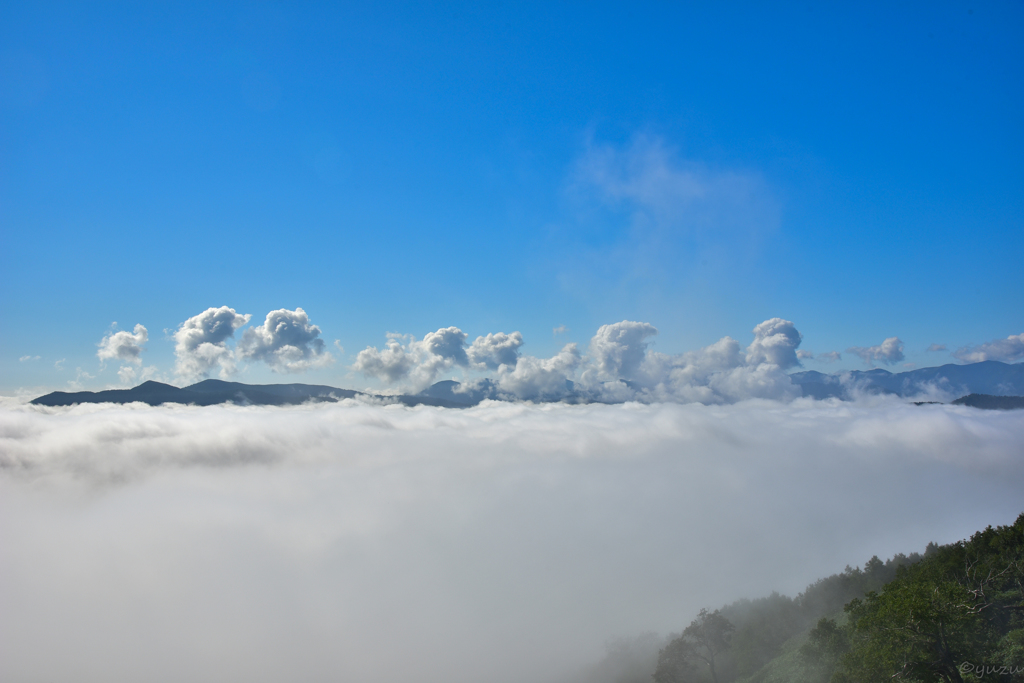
[70,305,1024,406]
[2,398,1023,683]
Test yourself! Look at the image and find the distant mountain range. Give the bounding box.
[29,361,1024,409]
[790,360,1024,400]
[30,379,465,409]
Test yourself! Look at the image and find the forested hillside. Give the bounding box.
[578,514,1024,683]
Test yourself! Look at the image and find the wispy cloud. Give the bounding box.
[555,134,781,306]
[573,134,778,243]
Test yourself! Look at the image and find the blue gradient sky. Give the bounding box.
[2,1,1022,392]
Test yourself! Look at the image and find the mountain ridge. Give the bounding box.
[29,361,1024,408]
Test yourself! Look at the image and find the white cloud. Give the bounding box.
[97,324,148,366]
[633,335,799,404]
[847,337,905,367]
[66,367,95,390]
[352,335,416,385]
[553,325,568,336]
[579,318,803,404]
[953,333,1024,364]
[353,327,471,392]
[117,365,158,386]
[423,326,469,366]
[19,356,41,362]
[927,343,947,353]
[796,349,814,360]
[468,332,523,370]
[494,343,582,401]
[237,308,333,373]
[817,351,842,363]
[54,358,66,371]
[353,318,808,405]
[589,321,658,381]
[745,318,802,369]
[173,306,251,381]
[1,399,1022,683]
[575,135,776,239]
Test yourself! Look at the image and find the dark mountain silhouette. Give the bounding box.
[418,379,502,405]
[950,393,1024,410]
[790,360,1024,400]
[31,380,464,408]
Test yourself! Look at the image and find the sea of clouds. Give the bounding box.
[2,398,1023,683]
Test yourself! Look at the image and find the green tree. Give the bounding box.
[834,513,1024,683]
[800,617,851,683]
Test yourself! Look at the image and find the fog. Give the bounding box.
[1,398,1022,683]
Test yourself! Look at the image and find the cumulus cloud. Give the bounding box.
[237,307,333,373]
[97,324,148,366]
[424,326,469,366]
[354,318,808,405]
[1,399,1022,683]
[953,333,1024,364]
[633,336,798,404]
[494,343,582,401]
[578,318,804,404]
[352,334,416,384]
[553,325,568,336]
[589,321,658,381]
[354,327,471,391]
[847,337,905,367]
[746,318,802,369]
[468,332,523,370]
[796,349,814,360]
[927,343,947,353]
[173,306,251,380]
[817,351,842,363]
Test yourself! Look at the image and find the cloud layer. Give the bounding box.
[1,399,1022,683]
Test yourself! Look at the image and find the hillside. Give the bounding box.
[582,513,1024,683]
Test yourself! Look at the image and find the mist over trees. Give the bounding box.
[584,514,1024,683]
[809,514,1024,682]
[570,550,926,683]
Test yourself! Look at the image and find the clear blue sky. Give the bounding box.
[2,1,1022,393]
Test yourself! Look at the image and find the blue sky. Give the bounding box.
[2,1,1022,393]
